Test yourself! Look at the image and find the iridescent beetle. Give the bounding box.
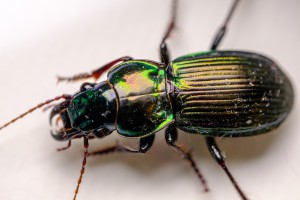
[0,0,294,199]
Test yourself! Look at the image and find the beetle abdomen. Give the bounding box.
[169,51,293,137]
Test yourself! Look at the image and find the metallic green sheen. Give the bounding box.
[169,51,294,137]
[108,60,173,137]
[67,82,117,132]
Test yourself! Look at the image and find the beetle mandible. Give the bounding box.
[0,0,294,200]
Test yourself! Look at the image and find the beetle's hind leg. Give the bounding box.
[165,123,209,192]
[205,137,248,200]
[57,56,133,83]
[160,0,177,64]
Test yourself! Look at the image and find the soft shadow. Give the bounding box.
[53,118,292,176]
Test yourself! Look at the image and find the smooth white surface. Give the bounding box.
[0,0,299,200]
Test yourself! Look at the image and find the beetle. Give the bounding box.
[0,0,294,199]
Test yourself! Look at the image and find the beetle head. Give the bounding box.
[50,81,117,141]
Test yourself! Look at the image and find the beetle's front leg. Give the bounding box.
[205,137,248,200]
[88,134,155,156]
[165,123,209,192]
[57,56,133,83]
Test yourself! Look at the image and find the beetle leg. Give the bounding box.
[88,134,155,156]
[210,0,240,50]
[57,56,133,83]
[205,137,248,200]
[160,0,178,64]
[165,123,209,192]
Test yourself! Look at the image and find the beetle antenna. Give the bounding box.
[0,94,72,131]
[73,137,89,200]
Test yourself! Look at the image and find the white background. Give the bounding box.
[0,0,299,200]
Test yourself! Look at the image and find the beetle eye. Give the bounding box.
[80,82,96,91]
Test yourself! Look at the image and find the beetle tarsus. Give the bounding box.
[205,137,248,200]
[57,56,133,84]
[57,73,91,84]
